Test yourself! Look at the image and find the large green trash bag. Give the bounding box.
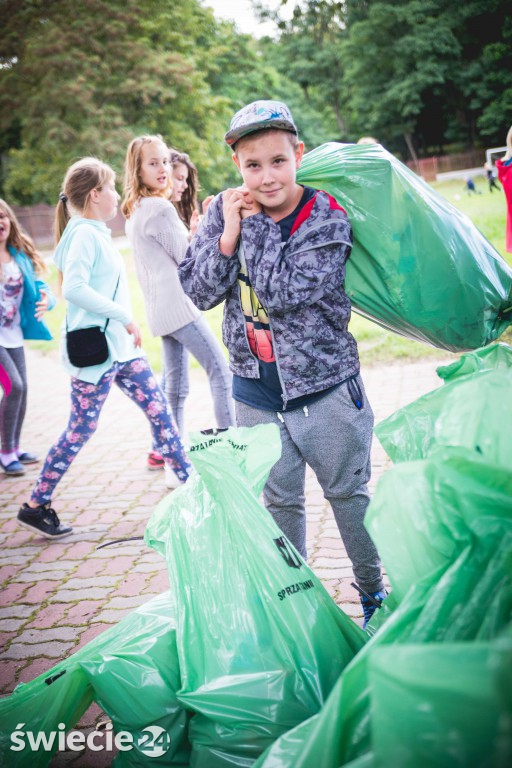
[370,638,512,768]
[145,425,366,768]
[253,450,512,767]
[82,591,191,767]
[436,340,512,381]
[296,143,512,351]
[0,592,190,767]
[374,343,512,463]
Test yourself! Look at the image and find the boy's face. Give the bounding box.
[233,130,305,219]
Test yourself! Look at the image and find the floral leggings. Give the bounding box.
[31,357,191,505]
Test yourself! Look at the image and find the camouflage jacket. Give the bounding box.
[179,190,360,404]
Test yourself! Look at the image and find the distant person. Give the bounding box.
[0,199,55,476]
[496,126,512,253]
[179,99,387,628]
[18,158,191,539]
[357,136,378,145]
[464,177,481,195]
[169,149,214,233]
[122,136,235,487]
[484,161,501,192]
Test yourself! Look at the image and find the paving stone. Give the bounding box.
[0,554,35,565]
[61,577,119,590]
[27,561,80,573]
[0,617,30,632]
[0,640,75,660]
[104,595,149,610]
[48,588,114,603]
[312,566,355,579]
[0,604,35,620]
[16,626,78,644]
[90,610,131,624]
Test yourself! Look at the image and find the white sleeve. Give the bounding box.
[145,203,190,266]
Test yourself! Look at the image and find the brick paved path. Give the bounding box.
[0,348,450,765]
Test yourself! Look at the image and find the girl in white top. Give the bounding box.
[18,158,191,540]
[123,136,235,440]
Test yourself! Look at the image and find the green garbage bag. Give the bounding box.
[82,591,191,767]
[145,425,366,768]
[436,340,512,381]
[254,451,512,767]
[0,592,190,767]
[297,144,512,352]
[375,344,512,464]
[370,638,512,768]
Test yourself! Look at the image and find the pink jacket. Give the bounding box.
[496,158,512,253]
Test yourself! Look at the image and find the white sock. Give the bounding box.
[1,451,18,465]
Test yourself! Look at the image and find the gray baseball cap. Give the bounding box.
[225,100,298,147]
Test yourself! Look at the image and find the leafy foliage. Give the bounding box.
[0,0,511,203]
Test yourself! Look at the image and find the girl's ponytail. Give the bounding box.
[54,193,70,244]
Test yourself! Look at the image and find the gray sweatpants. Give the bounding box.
[236,375,384,594]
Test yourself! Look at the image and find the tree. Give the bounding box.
[0,0,225,203]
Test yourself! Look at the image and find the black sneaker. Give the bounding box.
[17,503,73,539]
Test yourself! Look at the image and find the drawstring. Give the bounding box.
[276,407,309,421]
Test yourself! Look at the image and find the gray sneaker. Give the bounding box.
[17,503,73,539]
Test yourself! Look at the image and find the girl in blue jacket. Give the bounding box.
[0,199,55,476]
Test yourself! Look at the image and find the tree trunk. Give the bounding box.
[404,132,418,165]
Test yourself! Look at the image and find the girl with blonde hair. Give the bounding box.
[0,199,55,475]
[18,157,190,539]
[123,136,235,479]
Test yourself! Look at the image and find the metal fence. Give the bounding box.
[406,149,486,181]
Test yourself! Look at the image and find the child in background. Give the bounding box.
[496,126,512,253]
[0,199,55,475]
[179,100,386,627]
[169,149,213,233]
[123,136,235,486]
[144,149,215,472]
[464,177,481,195]
[18,158,190,539]
[484,161,501,193]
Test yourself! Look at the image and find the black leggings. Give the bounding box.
[0,345,27,454]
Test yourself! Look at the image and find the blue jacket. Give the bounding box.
[8,245,55,341]
[179,190,360,404]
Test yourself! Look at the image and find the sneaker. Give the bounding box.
[147,451,165,471]
[360,588,388,629]
[164,464,182,490]
[1,459,25,476]
[17,452,39,465]
[17,503,73,539]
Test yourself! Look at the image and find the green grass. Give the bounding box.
[28,179,511,370]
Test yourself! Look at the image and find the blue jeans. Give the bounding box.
[162,316,235,435]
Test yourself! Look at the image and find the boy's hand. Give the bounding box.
[220,187,262,255]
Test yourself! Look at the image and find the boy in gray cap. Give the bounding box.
[179,100,386,626]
